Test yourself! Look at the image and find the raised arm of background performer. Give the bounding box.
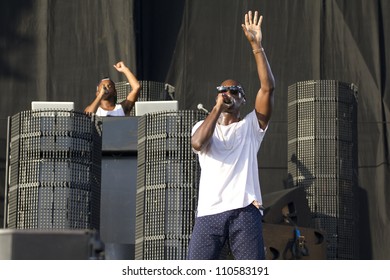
[84,61,140,115]
[113,61,141,116]
[242,10,275,129]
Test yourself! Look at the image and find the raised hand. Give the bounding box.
[113,61,128,73]
[241,11,263,46]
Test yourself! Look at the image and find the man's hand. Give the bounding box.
[216,92,233,111]
[99,85,109,96]
[241,11,263,47]
[113,61,128,73]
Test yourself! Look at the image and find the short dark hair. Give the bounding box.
[96,77,114,90]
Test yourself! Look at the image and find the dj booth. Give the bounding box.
[1,110,205,260]
[1,110,327,260]
[99,116,138,259]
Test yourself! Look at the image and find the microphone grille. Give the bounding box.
[197,103,203,110]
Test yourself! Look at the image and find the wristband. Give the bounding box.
[253,47,264,54]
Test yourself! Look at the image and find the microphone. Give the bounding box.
[197,103,209,114]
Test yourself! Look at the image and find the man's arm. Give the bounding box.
[242,11,275,129]
[115,61,141,116]
[191,93,231,151]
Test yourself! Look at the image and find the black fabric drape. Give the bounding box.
[0,0,136,229]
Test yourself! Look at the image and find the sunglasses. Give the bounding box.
[216,85,245,97]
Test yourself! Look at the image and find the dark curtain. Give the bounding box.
[0,0,389,259]
[0,0,137,228]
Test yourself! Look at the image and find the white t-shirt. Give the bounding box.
[192,110,267,217]
[96,104,125,116]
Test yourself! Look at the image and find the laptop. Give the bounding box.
[135,100,178,116]
[31,101,74,111]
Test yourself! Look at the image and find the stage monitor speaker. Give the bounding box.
[262,187,312,228]
[263,223,326,260]
[0,229,104,260]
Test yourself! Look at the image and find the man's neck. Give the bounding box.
[218,112,241,125]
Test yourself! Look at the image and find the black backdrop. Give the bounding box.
[0,0,389,259]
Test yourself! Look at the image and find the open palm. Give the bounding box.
[241,11,263,45]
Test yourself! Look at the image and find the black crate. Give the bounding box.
[5,111,102,231]
[116,81,174,116]
[135,110,205,259]
[288,80,358,259]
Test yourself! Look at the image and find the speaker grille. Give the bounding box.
[115,80,175,116]
[135,110,206,260]
[287,80,358,259]
[5,110,102,230]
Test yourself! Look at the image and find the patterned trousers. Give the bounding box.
[187,203,265,260]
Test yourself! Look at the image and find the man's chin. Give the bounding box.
[102,94,115,100]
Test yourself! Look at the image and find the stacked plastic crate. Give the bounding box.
[115,81,175,116]
[5,110,102,230]
[135,110,206,260]
[287,80,358,259]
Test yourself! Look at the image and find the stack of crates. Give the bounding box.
[115,80,175,116]
[135,110,206,260]
[5,110,102,230]
[287,80,358,259]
